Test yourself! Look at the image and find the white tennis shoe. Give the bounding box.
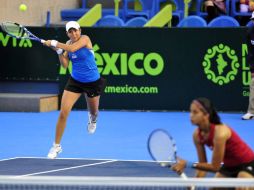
[47,144,62,159]
[87,121,97,134]
[242,113,254,120]
[87,113,97,134]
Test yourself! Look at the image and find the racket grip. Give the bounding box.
[180,172,188,179]
[180,173,195,190]
[41,39,45,43]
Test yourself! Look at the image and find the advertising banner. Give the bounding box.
[0,27,251,111]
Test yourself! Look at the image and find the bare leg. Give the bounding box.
[247,77,254,114]
[85,94,100,133]
[54,90,81,144]
[85,94,100,121]
[212,172,232,190]
[236,171,254,190]
[237,171,254,178]
[214,172,227,178]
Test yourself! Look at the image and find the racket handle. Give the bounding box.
[180,172,188,179]
[180,173,195,190]
[41,39,45,43]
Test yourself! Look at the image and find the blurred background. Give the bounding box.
[0,0,252,112]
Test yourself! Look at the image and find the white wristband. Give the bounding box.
[56,48,63,55]
[51,40,58,48]
[191,162,198,168]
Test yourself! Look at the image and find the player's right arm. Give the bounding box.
[58,51,69,68]
[193,125,230,175]
[57,40,71,68]
[193,129,208,177]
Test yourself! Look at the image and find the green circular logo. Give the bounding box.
[203,44,239,85]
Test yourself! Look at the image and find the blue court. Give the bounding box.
[0,157,195,177]
[0,111,253,178]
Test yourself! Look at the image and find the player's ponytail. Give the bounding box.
[195,97,222,124]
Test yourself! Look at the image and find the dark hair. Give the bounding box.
[195,97,222,124]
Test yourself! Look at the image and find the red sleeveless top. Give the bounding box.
[198,124,254,167]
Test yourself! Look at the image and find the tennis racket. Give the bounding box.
[147,129,196,190]
[1,21,45,43]
[147,129,188,178]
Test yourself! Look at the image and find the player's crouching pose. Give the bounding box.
[172,97,254,180]
[43,21,106,159]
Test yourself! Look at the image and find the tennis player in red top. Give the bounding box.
[173,97,254,178]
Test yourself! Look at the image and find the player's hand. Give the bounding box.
[56,48,63,55]
[171,158,187,175]
[43,40,58,48]
[251,73,254,78]
[43,40,51,47]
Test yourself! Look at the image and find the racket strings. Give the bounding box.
[1,22,27,38]
[148,130,178,164]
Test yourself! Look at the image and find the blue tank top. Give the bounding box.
[68,47,100,83]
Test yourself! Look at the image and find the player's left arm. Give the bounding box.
[44,36,89,52]
[171,158,187,174]
[56,36,88,52]
[194,125,231,172]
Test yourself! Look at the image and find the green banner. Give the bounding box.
[0,27,60,81]
[0,27,251,111]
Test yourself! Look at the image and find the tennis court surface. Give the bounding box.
[0,111,253,189]
[0,157,254,190]
[0,157,187,177]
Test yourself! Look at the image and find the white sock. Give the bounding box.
[54,143,60,147]
[89,113,97,122]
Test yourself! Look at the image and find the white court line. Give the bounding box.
[10,156,115,161]
[8,156,157,163]
[14,160,117,178]
[0,157,19,162]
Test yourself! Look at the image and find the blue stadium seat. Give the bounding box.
[143,0,157,17]
[61,9,87,21]
[122,0,151,21]
[61,0,88,21]
[177,15,207,27]
[96,15,125,27]
[208,16,240,27]
[61,0,121,21]
[125,17,148,27]
[246,20,254,27]
[153,0,184,24]
[81,0,86,8]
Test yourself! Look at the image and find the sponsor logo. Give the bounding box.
[202,44,240,85]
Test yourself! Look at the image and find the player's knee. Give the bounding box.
[59,109,70,119]
[214,172,226,178]
[237,171,253,178]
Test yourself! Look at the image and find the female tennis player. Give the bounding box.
[43,21,106,159]
[172,97,254,178]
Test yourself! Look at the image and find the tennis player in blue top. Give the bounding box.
[44,21,106,159]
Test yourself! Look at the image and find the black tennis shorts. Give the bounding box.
[219,160,254,177]
[65,76,106,98]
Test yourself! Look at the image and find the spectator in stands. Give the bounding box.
[172,97,254,178]
[204,0,226,22]
[250,0,254,11]
[242,13,254,120]
[240,0,254,13]
[43,21,106,159]
[240,0,249,13]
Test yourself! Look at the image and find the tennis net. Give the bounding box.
[0,176,253,190]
